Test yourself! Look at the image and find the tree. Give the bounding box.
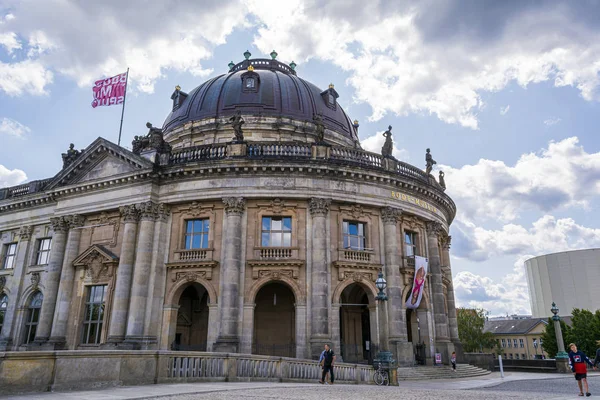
[541,317,570,358]
[566,308,600,356]
[457,307,497,353]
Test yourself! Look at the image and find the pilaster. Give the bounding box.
[426,221,450,348]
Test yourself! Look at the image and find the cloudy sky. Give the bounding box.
[2,0,600,316]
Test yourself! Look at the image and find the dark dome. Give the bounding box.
[162,58,358,141]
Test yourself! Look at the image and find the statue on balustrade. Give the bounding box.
[381,125,394,158]
[132,122,171,155]
[313,114,325,143]
[61,143,83,169]
[439,170,446,191]
[425,148,437,176]
[229,110,245,142]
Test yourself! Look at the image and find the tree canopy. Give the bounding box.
[457,307,497,353]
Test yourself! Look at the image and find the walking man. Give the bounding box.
[569,343,595,397]
[319,344,336,385]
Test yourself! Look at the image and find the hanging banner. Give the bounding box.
[405,255,428,309]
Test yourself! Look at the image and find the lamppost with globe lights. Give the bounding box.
[373,270,398,385]
[550,302,569,372]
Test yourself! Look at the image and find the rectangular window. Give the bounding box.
[522,353,526,359]
[520,339,524,348]
[509,353,513,359]
[513,339,518,348]
[36,238,52,265]
[184,219,209,249]
[404,231,418,257]
[507,339,512,348]
[343,221,366,250]
[1,243,17,270]
[261,217,292,247]
[81,285,107,345]
[501,339,506,348]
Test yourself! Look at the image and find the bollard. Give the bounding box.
[498,355,504,378]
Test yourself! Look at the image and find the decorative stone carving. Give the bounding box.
[50,216,69,234]
[381,125,393,158]
[0,276,6,293]
[85,252,113,282]
[30,272,40,290]
[349,204,364,220]
[313,114,325,143]
[67,214,85,229]
[425,148,437,176]
[257,269,295,280]
[229,110,245,142]
[119,205,139,223]
[439,234,452,250]
[223,197,246,215]
[439,170,446,191]
[308,198,331,216]
[156,203,171,222]
[343,271,374,282]
[270,198,285,214]
[425,221,444,237]
[132,122,172,155]
[18,225,33,240]
[380,206,402,225]
[401,216,423,231]
[172,271,207,283]
[61,143,83,169]
[136,201,160,221]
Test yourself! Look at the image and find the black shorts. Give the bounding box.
[575,373,587,381]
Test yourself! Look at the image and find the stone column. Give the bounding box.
[308,198,331,358]
[240,304,255,354]
[0,226,32,350]
[295,304,307,359]
[124,201,158,348]
[441,235,460,344]
[106,205,139,344]
[33,217,69,345]
[214,197,245,353]
[426,221,451,361]
[381,206,412,365]
[49,215,85,348]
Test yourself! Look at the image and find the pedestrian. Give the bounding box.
[593,340,600,367]
[568,343,596,397]
[318,348,330,384]
[451,351,457,372]
[319,344,336,385]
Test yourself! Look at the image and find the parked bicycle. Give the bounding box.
[373,362,389,386]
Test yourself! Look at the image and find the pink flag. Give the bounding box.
[91,71,128,108]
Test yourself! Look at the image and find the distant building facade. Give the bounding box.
[484,318,548,360]
[525,249,600,318]
[0,53,459,366]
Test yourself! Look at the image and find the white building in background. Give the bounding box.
[525,249,600,318]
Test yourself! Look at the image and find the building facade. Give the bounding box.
[0,54,459,366]
[525,249,600,318]
[484,318,548,360]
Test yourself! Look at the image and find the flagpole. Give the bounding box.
[117,68,129,146]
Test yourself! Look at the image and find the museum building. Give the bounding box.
[0,52,459,366]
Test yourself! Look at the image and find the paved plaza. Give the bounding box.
[3,372,600,400]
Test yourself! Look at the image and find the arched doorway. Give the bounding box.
[253,282,295,357]
[174,283,209,351]
[339,283,371,363]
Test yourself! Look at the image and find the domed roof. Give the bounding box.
[162,54,358,141]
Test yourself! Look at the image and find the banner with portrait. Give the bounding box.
[405,255,428,309]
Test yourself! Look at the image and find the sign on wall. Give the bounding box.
[405,255,428,309]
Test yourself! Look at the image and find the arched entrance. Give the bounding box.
[253,282,295,357]
[339,283,371,363]
[174,283,209,351]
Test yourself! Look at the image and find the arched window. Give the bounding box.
[23,291,43,344]
[0,294,7,335]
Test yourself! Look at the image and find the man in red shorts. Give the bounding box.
[569,343,596,397]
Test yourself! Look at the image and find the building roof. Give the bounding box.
[484,318,547,335]
[162,54,358,142]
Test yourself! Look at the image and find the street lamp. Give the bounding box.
[373,270,395,378]
[375,271,388,301]
[550,302,568,360]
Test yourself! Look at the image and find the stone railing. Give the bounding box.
[0,351,376,395]
[0,178,51,200]
[330,146,384,169]
[169,143,228,165]
[343,249,372,262]
[248,142,312,158]
[259,247,293,259]
[174,249,211,261]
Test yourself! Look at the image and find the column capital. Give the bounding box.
[380,206,402,225]
[136,201,160,221]
[425,221,444,238]
[223,197,246,216]
[156,203,171,222]
[119,204,139,223]
[439,234,452,250]
[67,214,85,229]
[50,217,69,234]
[18,225,33,240]
[308,198,331,216]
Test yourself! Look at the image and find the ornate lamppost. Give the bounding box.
[373,271,398,385]
[551,302,569,372]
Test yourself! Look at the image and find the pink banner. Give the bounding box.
[91,72,127,108]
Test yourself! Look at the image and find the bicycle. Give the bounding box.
[373,362,389,386]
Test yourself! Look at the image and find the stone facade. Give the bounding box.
[0,56,459,367]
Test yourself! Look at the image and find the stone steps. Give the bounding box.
[397,364,491,380]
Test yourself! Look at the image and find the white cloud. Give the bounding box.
[248,1,600,129]
[0,59,53,96]
[543,117,561,126]
[500,105,510,115]
[0,118,30,138]
[443,137,600,224]
[360,128,409,161]
[0,31,21,54]
[0,164,27,188]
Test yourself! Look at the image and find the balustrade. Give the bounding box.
[259,247,293,259]
[175,249,209,261]
[343,250,372,262]
[169,143,228,165]
[248,142,311,158]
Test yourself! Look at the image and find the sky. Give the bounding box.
[2,0,600,317]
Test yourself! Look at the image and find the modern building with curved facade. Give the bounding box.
[525,249,600,318]
[0,53,459,367]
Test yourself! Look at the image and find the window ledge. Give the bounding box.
[28,265,47,273]
[0,269,14,276]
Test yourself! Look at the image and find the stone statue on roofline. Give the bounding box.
[313,114,325,143]
[132,122,171,156]
[439,170,446,191]
[381,125,393,158]
[229,110,245,142]
[61,143,83,169]
[425,148,437,175]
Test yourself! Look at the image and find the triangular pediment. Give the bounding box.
[45,137,155,190]
[73,244,119,267]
